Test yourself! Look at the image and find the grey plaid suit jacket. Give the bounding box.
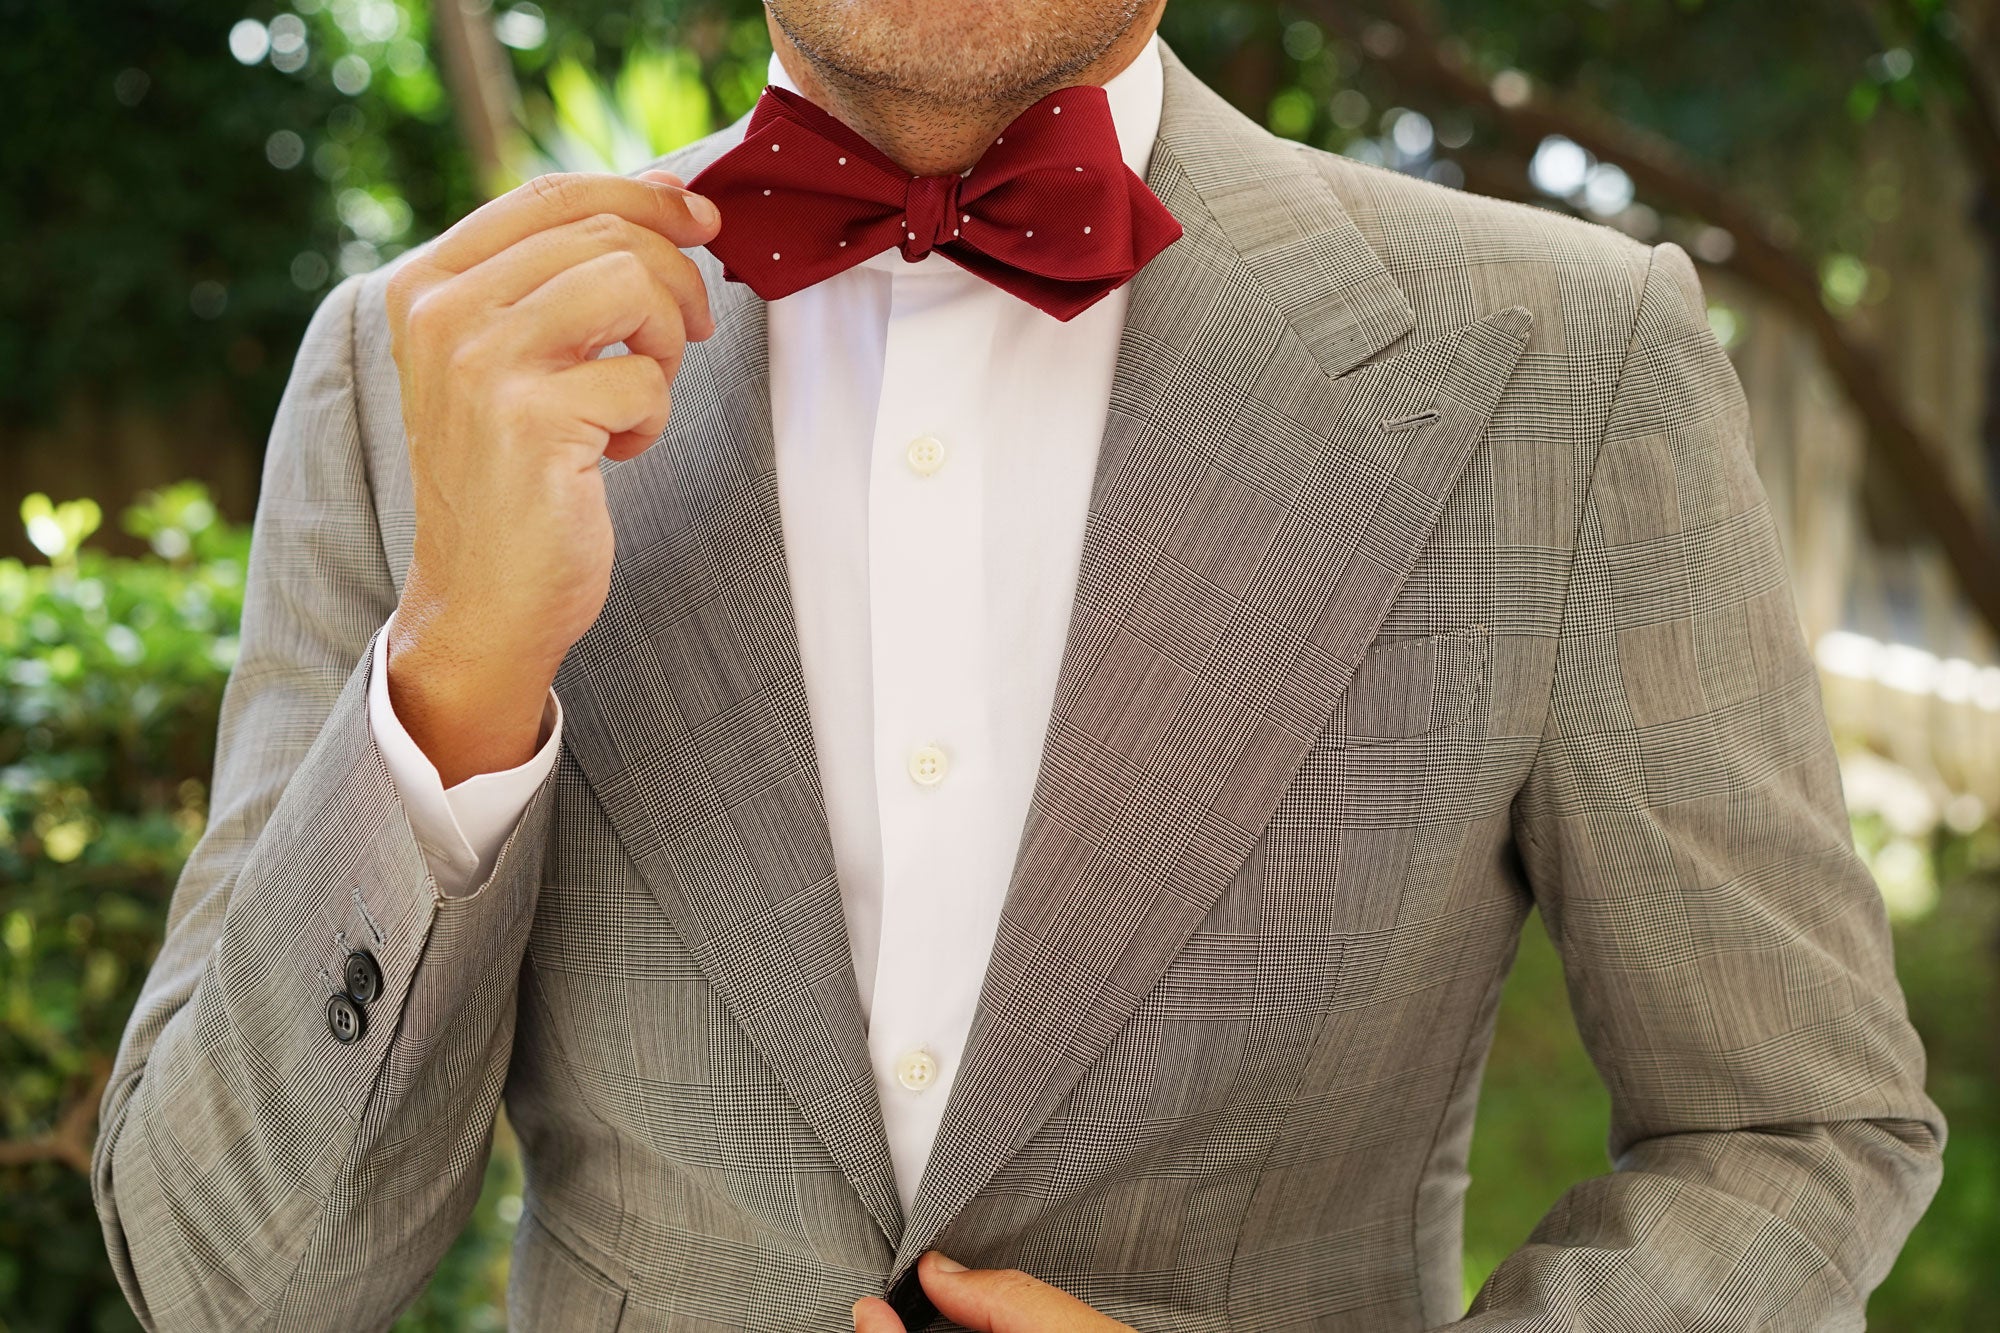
[94,43,1943,1333]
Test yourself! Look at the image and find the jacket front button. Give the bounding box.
[327,993,367,1043]
[343,949,383,1005]
[885,1266,938,1329]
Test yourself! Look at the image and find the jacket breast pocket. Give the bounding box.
[1324,626,1491,746]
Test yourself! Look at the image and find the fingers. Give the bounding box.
[916,1252,1131,1333]
[429,171,722,274]
[503,250,691,368]
[539,354,672,461]
[850,1296,905,1333]
[461,211,714,341]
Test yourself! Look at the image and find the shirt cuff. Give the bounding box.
[365,609,563,897]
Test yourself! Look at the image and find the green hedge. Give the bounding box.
[0,487,522,1331]
[2,487,1993,1329]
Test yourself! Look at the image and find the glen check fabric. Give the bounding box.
[93,42,1943,1333]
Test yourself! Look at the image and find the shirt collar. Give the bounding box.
[763,35,1165,279]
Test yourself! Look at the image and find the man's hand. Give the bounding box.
[852,1251,1137,1333]
[382,170,721,785]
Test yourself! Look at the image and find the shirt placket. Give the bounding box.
[864,268,1007,1207]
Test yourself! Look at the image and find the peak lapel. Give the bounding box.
[888,48,1532,1278]
[553,205,903,1244]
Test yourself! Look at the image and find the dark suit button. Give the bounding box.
[885,1267,937,1329]
[343,949,383,1005]
[327,992,367,1043]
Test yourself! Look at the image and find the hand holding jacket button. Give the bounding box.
[343,949,383,1005]
[327,993,367,1044]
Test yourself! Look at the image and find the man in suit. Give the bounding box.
[93,0,1944,1329]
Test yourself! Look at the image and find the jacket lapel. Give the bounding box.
[888,49,1532,1277]
[553,131,904,1245]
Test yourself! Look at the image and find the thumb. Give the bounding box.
[635,167,721,237]
[851,1295,906,1333]
[917,1251,1112,1333]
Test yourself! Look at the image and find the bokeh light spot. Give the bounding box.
[268,14,306,50]
[332,53,373,96]
[1581,163,1634,215]
[1282,21,1324,61]
[269,13,309,72]
[113,68,151,106]
[1389,109,1435,159]
[1491,69,1531,108]
[1706,303,1743,349]
[189,281,228,320]
[1529,135,1589,197]
[496,4,548,50]
[1268,88,1314,141]
[291,250,332,290]
[265,129,305,170]
[1691,225,1736,263]
[228,19,270,65]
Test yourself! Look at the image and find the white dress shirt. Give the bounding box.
[368,35,1165,1215]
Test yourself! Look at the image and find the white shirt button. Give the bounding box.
[907,744,949,786]
[906,434,946,476]
[895,1047,939,1092]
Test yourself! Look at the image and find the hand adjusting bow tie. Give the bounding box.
[686,83,1183,321]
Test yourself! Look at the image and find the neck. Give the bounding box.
[765,9,1164,177]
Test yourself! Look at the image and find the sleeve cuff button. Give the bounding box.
[343,948,384,1005]
[327,992,367,1043]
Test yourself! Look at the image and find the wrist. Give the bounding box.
[385,607,559,788]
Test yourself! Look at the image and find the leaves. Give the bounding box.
[17,495,101,566]
[0,485,244,1325]
[0,0,474,431]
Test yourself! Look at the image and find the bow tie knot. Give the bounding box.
[901,173,964,261]
[688,83,1182,321]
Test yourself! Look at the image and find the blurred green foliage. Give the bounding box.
[0,486,525,1331]
[0,0,473,436]
[1,485,245,1330]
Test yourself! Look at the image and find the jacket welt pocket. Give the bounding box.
[1325,627,1491,746]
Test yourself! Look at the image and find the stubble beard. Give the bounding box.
[764,0,1152,112]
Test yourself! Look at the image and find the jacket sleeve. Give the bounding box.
[1459,241,1946,1329]
[90,272,560,1332]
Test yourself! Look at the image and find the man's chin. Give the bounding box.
[766,0,1147,106]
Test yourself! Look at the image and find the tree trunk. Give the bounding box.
[431,0,526,198]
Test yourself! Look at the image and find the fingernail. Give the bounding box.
[928,1251,967,1273]
[851,1297,867,1325]
[684,192,719,228]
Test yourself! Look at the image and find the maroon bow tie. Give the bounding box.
[686,83,1182,321]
